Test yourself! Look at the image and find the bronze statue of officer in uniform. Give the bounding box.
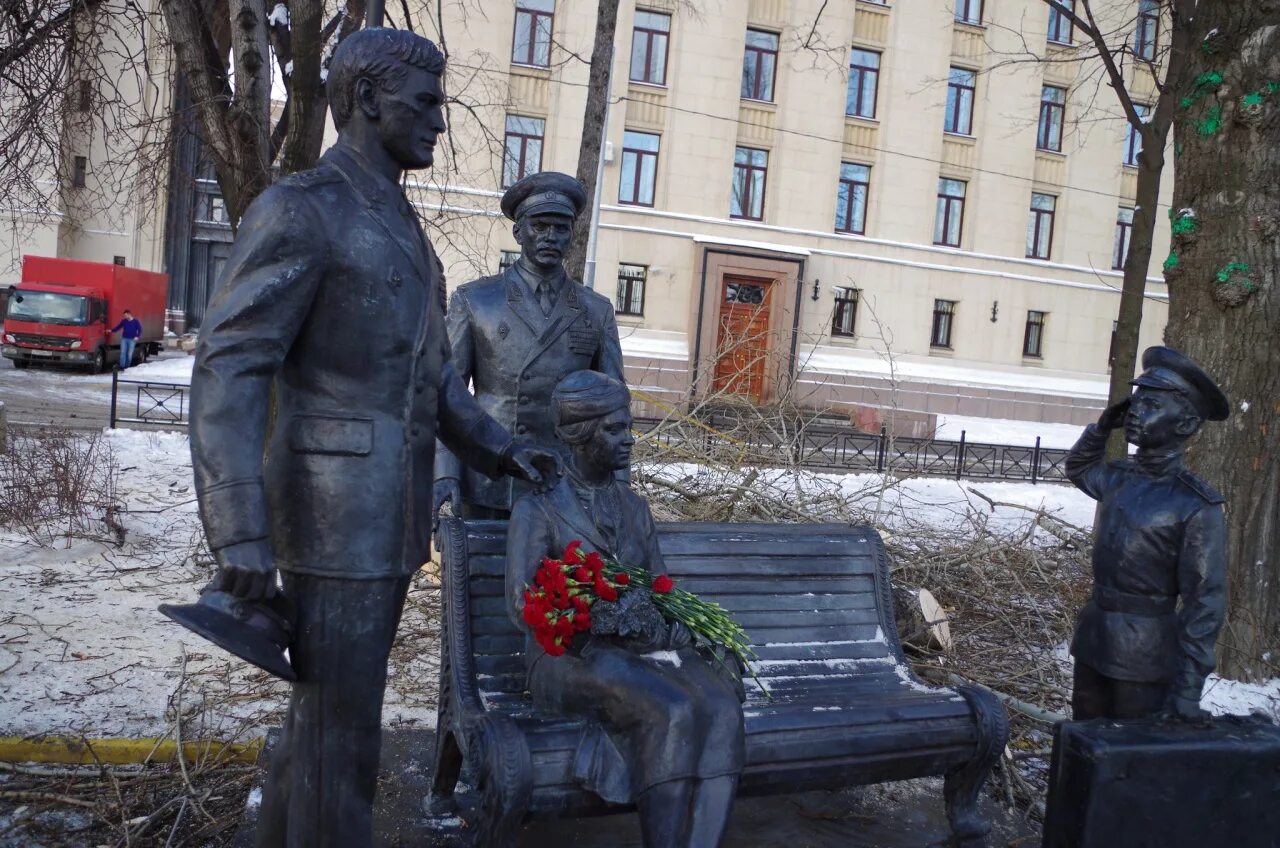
[434,172,626,519]
[1066,346,1230,721]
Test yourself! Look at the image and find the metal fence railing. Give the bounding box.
[109,373,189,429]
[105,379,1073,484]
[631,415,1072,485]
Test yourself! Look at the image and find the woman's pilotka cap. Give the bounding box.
[552,370,630,425]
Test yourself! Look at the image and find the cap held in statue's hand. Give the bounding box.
[159,588,297,681]
[501,172,588,222]
[1130,345,1230,421]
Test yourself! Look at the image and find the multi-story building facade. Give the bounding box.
[2,0,1174,429]
[406,0,1173,427]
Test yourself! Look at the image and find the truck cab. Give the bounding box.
[3,281,111,370]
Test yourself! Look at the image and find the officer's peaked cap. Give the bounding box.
[1130,346,1230,421]
[501,172,588,222]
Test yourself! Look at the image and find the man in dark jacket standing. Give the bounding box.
[188,29,558,847]
[433,172,626,519]
[1065,346,1229,721]
[110,309,142,369]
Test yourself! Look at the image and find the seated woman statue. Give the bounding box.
[505,370,745,848]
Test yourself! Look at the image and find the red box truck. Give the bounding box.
[2,257,167,372]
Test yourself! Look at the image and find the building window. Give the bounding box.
[944,67,976,135]
[933,178,966,247]
[619,130,659,206]
[512,0,554,67]
[201,195,231,225]
[835,162,870,234]
[113,255,126,266]
[730,146,768,221]
[1134,0,1158,61]
[616,263,647,315]
[498,250,520,273]
[630,10,670,86]
[1113,207,1134,270]
[1026,193,1056,260]
[931,299,956,349]
[1037,85,1066,152]
[1124,103,1149,166]
[740,28,778,102]
[955,0,982,25]
[1023,310,1046,357]
[845,49,880,119]
[78,79,94,112]
[502,115,544,187]
[1048,0,1073,44]
[832,286,859,338]
[1108,320,1118,366]
[72,155,87,188]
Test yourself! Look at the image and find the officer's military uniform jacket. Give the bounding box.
[1065,424,1227,702]
[434,263,625,511]
[190,144,512,579]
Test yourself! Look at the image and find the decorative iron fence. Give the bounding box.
[105,379,1073,484]
[109,374,189,429]
[632,416,1071,485]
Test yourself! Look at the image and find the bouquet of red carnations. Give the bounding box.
[522,540,757,671]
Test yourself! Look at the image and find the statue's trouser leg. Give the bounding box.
[255,573,411,848]
[637,779,694,848]
[1111,679,1170,719]
[1071,662,1112,720]
[685,775,738,848]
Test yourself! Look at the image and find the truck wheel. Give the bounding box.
[91,348,105,373]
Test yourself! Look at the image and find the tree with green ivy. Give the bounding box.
[1164,2,1280,682]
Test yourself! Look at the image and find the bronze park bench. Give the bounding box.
[427,519,1009,846]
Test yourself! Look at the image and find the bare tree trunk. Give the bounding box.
[564,0,619,284]
[1105,129,1164,457]
[1165,4,1280,681]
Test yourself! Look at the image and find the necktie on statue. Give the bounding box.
[537,282,553,317]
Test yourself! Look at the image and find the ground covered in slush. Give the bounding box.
[0,426,1276,845]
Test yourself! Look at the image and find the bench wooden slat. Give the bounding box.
[467,592,876,618]
[467,574,877,598]
[745,722,976,765]
[465,553,878,578]
[457,521,880,557]
[751,639,893,661]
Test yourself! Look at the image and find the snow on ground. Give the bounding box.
[934,414,1085,449]
[115,354,195,384]
[799,344,1110,399]
[0,428,435,740]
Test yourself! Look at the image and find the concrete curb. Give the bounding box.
[0,735,263,765]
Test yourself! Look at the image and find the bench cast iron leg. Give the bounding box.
[944,684,1009,848]
[426,727,463,813]
[465,714,532,848]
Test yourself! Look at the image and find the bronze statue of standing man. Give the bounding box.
[434,171,626,520]
[185,29,559,847]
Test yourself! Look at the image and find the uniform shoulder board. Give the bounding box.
[1177,470,1225,504]
[277,165,342,189]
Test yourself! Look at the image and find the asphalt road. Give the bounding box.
[0,350,189,430]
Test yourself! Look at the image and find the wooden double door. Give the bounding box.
[711,275,774,404]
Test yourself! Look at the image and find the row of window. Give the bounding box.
[501,113,1137,267]
[513,0,1156,161]
[497,251,1121,364]
[512,2,1160,84]
[831,294,1050,358]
